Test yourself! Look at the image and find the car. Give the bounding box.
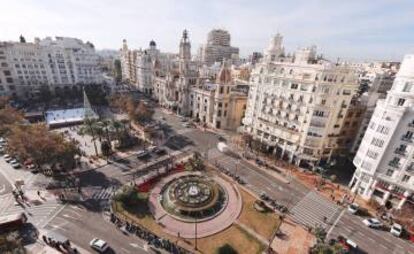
[3,154,12,162]
[390,223,403,237]
[183,122,191,128]
[11,162,21,169]
[347,203,359,214]
[154,147,167,156]
[363,218,383,228]
[89,238,109,253]
[10,158,19,164]
[136,150,149,159]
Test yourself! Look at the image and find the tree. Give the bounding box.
[113,59,122,82]
[216,244,237,254]
[0,105,24,136]
[101,140,112,157]
[7,124,80,171]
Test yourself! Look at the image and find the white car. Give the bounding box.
[3,154,12,162]
[390,223,403,237]
[347,203,359,214]
[363,218,383,228]
[10,158,19,164]
[89,238,109,253]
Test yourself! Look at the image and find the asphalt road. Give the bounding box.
[45,204,148,254]
[40,104,414,254]
[152,107,414,254]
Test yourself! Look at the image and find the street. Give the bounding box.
[1,103,414,254]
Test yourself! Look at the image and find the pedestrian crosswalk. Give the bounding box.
[0,193,14,214]
[90,186,114,200]
[2,197,63,228]
[291,191,341,229]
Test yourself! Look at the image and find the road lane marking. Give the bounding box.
[326,209,345,239]
[62,213,81,221]
[121,247,131,253]
[39,203,66,229]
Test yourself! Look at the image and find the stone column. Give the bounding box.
[397,191,412,209]
[381,185,393,205]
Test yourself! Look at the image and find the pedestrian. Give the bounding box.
[37,190,41,197]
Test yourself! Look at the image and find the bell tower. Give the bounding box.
[179,29,191,61]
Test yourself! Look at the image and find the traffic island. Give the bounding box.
[111,167,274,254]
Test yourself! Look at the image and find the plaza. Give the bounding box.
[150,171,242,238]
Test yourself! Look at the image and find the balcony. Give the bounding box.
[401,135,413,143]
[388,160,401,168]
[394,149,407,156]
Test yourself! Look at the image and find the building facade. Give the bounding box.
[349,54,414,209]
[242,34,359,168]
[198,29,239,66]
[0,37,103,99]
[189,62,247,131]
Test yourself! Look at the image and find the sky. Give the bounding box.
[0,0,413,61]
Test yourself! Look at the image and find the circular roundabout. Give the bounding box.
[161,174,227,222]
[149,171,242,238]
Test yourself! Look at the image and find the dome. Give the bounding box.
[149,40,156,47]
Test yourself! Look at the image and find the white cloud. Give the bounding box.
[0,0,413,60]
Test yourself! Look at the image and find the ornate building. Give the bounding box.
[242,34,359,168]
[189,61,247,130]
[153,30,200,116]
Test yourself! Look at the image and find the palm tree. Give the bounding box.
[84,118,99,156]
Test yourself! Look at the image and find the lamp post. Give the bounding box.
[194,217,198,251]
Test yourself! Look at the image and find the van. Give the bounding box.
[390,223,403,237]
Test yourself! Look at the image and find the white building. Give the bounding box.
[198,29,239,66]
[0,36,103,99]
[349,54,414,209]
[242,34,359,168]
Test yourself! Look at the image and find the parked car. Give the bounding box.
[11,162,21,169]
[153,147,166,156]
[363,218,383,228]
[4,154,12,162]
[390,223,403,237]
[89,238,109,253]
[136,150,149,159]
[336,235,358,252]
[10,158,19,164]
[347,203,359,214]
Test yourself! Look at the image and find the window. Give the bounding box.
[371,138,384,147]
[386,169,394,176]
[217,110,222,117]
[3,70,11,76]
[220,87,224,94]
[376,125,389,134]
[402,175,410,183]
[6,78,13,83]
[366,150,378,159]
[397,98,406,106]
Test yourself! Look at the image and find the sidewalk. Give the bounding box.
[270,218,315,254]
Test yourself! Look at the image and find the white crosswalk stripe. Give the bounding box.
[91,187,114,200]
[0,194,14,214]
[291,191,341,229]
[3,199,63,228]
